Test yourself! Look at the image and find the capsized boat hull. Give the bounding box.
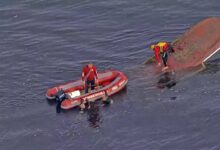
[145,17,220,70]
[168,17,220,70]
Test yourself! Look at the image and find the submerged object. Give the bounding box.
[168,17,220,70]
[46,70,128,110]
[157,71,176,89]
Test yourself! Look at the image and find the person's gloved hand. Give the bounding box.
[157,62,161,67]
[82,80,86,87]
[95,79,99,86]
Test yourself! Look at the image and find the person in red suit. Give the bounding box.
[82,63,98,94]
[150,42,174,70]
[80,63,99,111]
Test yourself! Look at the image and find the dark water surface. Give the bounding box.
[1,0,220,150]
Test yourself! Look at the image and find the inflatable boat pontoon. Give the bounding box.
[46,70,128,110]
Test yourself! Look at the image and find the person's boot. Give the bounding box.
[162,66,169,71]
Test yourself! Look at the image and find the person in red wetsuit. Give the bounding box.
[82,63,98,94]
[150,42,174,70]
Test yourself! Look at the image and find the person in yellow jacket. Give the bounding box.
[150,42,174,70]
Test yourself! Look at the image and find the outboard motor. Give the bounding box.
[56,89,66,102]
[56,89,66,113]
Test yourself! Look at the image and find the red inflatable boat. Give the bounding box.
[46,70,128,109]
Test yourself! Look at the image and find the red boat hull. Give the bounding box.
[145,17,220,70]
[169,17,220,70]
[46,70,128,109]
